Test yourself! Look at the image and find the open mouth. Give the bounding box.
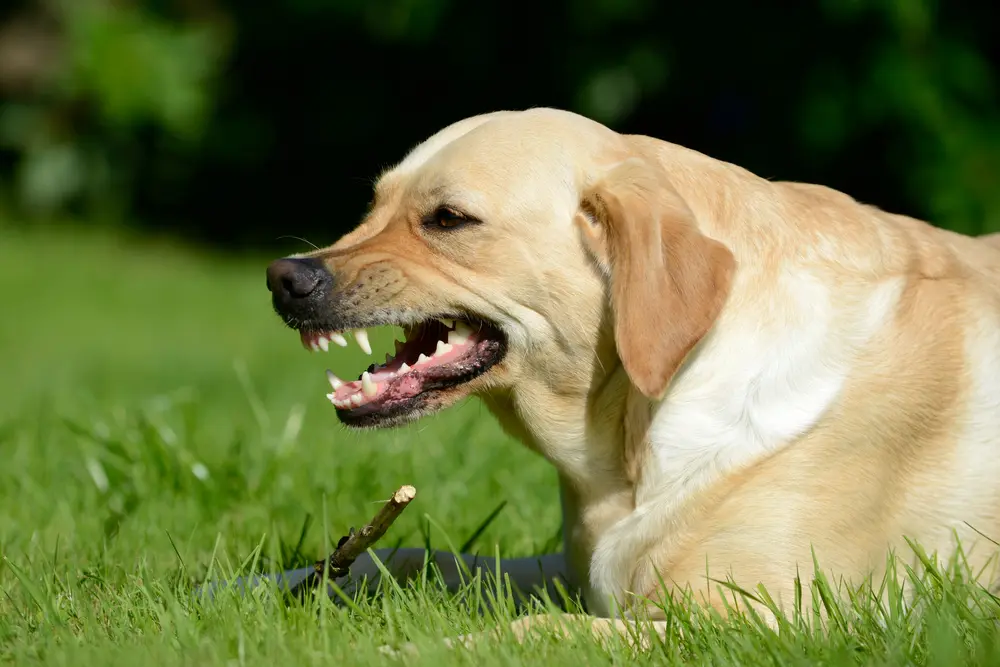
[298,317,506,427]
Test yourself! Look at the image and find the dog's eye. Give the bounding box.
[427,206,474,230]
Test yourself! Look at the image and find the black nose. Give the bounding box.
[266,257,331,300]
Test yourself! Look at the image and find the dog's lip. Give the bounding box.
[292,313,491,352]
[286,313,507,414]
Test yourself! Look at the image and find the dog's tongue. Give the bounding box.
[326,322,481,410]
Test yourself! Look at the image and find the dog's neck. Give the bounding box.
[482,347,641,489]
[481,356,646,595]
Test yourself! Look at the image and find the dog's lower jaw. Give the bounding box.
[336,359,512,429]
[336,401,438,429]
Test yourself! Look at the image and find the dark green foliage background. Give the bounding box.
[1,0,998,252]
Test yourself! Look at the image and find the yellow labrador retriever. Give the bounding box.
[265,108,1000,645]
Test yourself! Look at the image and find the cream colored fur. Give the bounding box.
[298,108,1000,649]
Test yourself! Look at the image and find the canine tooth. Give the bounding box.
[435,340,453,356]
[317,336,330,352]
[439,318,455,329]
[362,372,377,397]
[447,329,468,345]
[416,353,430,365]
[455,321,474,336]
[398,362,410,374]
[354,329,372,355]
[330,332,348,347]
[350,393,363,406]
[325,369,343,390]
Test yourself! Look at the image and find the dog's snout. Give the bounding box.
[266,257,331,302]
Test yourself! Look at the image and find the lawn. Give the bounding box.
[1,223,998,665]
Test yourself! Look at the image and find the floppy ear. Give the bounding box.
[577,159,735,399]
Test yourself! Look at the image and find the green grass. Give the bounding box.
[1,223,999,665]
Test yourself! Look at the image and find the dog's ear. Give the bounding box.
[577,158,735,399]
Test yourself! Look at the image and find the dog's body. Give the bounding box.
[266,108,1000,643]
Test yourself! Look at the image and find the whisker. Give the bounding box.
[275,235,320,250]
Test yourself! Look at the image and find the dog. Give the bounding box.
[265,108,1000,648]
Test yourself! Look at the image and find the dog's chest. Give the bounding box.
[639,272,904,504]
[578,275,906,613]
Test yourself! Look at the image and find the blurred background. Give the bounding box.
[1,0,999,250]
[1,0,999,609]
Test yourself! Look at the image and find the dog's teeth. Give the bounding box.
[354,329,372,355]
[398,362,410,374]
[439,318,455,329]
[330,332,348,347]
[416,353,430,365]
[394,339,404,354]
[361,371,377,397]
[317,336,330,352]
[446,328,469,345]
[309,341,320,352]
[350,393,363,406]
[385,352,393,364]
[325,369,343,390]
[435,340,453,356]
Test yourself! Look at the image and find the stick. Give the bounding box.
[313,484,417,581]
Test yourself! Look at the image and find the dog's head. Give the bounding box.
[266,108,734,429]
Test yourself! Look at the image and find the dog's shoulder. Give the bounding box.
[768,180,1000,285]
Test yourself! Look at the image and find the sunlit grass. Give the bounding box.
[0,223,998,665]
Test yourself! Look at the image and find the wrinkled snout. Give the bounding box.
[266,256,333,322]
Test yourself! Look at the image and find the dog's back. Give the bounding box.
[980,231,1000,251]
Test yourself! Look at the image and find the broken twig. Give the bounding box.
[290,484,416,595]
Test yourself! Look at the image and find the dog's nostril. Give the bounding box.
[266,257,330,299]
[280,275,299,295]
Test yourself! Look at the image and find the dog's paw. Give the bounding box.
[377,633,473,659]
[377,642,419,660]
